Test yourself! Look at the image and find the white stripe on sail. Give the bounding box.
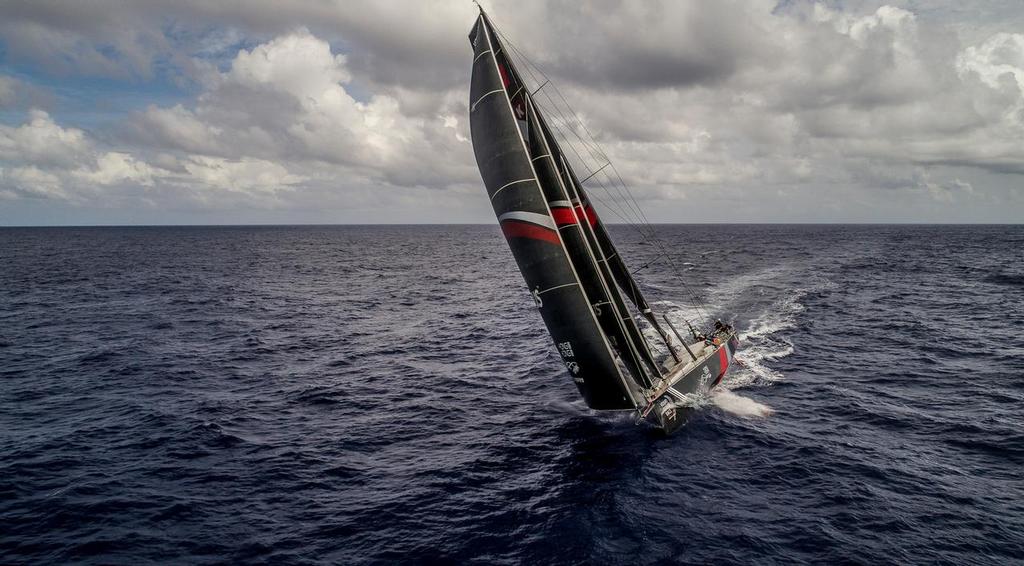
[548,200,572,208]
[497,211,557,231]
[538,282,578,295]
[471,89,504,113]
[490,178,533,201]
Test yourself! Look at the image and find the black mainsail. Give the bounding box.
[468,14,640,409]
[467,8,741,432]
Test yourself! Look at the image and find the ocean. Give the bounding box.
[2,224,1022,564]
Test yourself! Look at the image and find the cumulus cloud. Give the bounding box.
[73,152,157,187]
[0,0,1022,223]
[0,109,91,168]
[0,111,154,201]
[500,1,1024,220]
[0,26,477,218]
[133,28,476,187]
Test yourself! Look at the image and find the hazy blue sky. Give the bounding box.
[1,0,1023,225]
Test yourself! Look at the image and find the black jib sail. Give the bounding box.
[467,8,742,430]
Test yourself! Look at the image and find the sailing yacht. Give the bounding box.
[467,8,739,434]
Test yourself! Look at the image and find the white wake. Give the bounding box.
[640,265,823,419]
[711,389,774,418]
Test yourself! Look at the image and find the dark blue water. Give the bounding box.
[2,225,1023,564]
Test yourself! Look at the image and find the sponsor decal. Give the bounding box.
[700,366,712,392]
[558,341,575,359]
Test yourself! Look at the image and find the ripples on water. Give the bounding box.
[1,224,1022,564]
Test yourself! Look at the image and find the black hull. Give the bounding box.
[650,334,740,434]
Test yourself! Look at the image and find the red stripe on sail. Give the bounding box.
[550,207,577,227]
[498,63,510,89]
[501,220,560,245]
[580,205,598,227]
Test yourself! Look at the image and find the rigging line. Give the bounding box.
[578,162,611,185]
[591,169,713,319]
[536,110,665,269]
[492,23,713,328]
[630,254,666,275]
[530,99,699,313]
[527,95,663,383]
[503,43,661,247]
[543,126,652,246]
[534,91,713,324]
[524,96,647,231]
[522,89,648,229]
[495,36,603,163]
[558,155,648,326]
[590,176,710,325]
[539,138,662,341]
[517,78,655,240]
[576,158,713,325]
[601,166,712,323]
[509,49,620,190]
[557,132,710,325]
[538,106,656,243]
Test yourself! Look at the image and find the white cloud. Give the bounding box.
[1,1,1022,223]
[137,104,223,155]
[0,110,90,167]
[181,156,305,194]
[134,28,477,189]
[74,152,157,187]
[2,165,67,199]
[229,29,352,94]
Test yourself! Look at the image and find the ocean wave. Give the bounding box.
[4,224,1023,564]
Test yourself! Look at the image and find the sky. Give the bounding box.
[1,0,1023,225]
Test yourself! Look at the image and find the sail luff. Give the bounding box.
[469,14,642,409]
